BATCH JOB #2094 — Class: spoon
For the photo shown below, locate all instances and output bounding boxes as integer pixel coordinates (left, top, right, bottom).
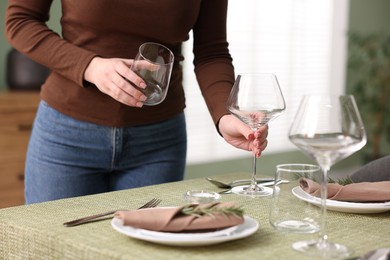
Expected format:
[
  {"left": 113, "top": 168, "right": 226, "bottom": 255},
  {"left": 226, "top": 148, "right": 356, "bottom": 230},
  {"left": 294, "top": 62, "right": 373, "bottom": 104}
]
[
  {"left": 218, "top": 179, "right": 290, "bottom": 194},
  {"left": 206, "top": 177, "right": 274, "bottom": 189}
]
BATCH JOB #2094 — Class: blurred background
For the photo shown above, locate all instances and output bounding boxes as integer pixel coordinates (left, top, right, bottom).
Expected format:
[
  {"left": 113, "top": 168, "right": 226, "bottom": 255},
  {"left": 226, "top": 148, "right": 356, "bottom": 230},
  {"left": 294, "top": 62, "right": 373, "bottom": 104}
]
[{"left": 0, "top": 0, "right": 389, "bottom": 183}]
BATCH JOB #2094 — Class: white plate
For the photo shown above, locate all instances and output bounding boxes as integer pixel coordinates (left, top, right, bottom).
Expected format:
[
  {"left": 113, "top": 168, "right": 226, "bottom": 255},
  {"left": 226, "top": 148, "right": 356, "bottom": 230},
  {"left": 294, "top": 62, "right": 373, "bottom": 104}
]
[
  {"left": 139, "top": 224, "right": 238, "bottom": 239},
  {"left": 292, "top": 186, "right": 390, "bottom": 214},
  {"left": 111, "top": 215, "right": 259, "bottom": 246}
]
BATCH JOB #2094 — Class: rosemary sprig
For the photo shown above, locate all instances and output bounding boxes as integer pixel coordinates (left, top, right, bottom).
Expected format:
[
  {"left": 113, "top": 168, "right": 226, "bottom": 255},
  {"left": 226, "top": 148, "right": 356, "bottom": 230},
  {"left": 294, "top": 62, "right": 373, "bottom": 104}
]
[
  {"left": 181, "top": 204, "right": 244, "bottom": 219},
  {"left": 328, "top": 176, "right": 354, "bottom": 185},
  {"left": 294, "top": 173, "right": 354, "bottom": 186}
]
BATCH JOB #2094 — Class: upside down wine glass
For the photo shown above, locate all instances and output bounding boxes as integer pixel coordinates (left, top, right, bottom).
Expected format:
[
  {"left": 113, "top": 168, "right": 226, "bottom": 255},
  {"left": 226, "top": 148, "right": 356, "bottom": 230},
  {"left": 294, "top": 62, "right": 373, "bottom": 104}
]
[
  {"left": 288, "top": 95, "right": 366, "bottom": 258},
  {"left": 227, "top": 73, "right": 286, "bottom": 197}
]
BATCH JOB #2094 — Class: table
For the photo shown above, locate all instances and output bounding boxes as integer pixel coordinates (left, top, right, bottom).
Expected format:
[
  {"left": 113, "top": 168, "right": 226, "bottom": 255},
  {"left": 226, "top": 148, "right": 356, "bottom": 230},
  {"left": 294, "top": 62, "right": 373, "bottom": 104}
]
[{"left": 1, "top": 172, "right": 389, "bottom": 259}]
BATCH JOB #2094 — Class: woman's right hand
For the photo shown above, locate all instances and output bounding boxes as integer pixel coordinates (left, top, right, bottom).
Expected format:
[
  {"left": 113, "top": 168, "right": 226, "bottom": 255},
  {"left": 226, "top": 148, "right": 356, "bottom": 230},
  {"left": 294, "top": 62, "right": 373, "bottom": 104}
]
[
  {"left": 84, "top": 57, "right": 147, "bottom": 107},
  {"left": 218, "top": 114, "right": 269, "bottom": 158}
]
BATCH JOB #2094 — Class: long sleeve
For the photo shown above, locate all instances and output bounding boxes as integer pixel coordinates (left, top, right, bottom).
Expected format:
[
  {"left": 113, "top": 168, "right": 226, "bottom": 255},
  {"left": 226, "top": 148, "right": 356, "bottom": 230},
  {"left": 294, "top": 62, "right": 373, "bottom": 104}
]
[
  {"left": 4, "top": 0, "right": 231, "bottom": 128},
  {"left": 193, "top": 0, "right": 235, "bottom": 125}
]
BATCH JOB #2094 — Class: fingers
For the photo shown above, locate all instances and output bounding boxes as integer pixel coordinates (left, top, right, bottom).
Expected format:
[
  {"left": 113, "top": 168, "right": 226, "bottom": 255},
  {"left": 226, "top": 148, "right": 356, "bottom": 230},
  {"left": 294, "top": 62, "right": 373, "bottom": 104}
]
[
  {"left": 108, "top": 75, "right": 147, "bottom": 107},
  {"left": 84, "top": 57, "right": 150, "bottom": 107},
  {"left": 252, "top": 125, "right": 269, "bottom": 157},
  {"left": 114, "top": 60, "right": 147, "bottom": 89},
  {"left": 253, "top": 139, "right": 268, "bottom": 158},
  {"left": 117, "top": 58, "right": 159, "bottom": 71},
  {"left": 121, "top": 59, "right": 134, "bottom": 67},
  {"left": 217, "top": 114, "right": 269, "bottom": 158},
  {"left": 254, "top": 125, "right": 269, "bottom": 139},
  {"left": 132, "top": 60, "right": 160, "bottom": 71},
  {"left": 102, "top": 63, "right": 147, "bottom": 107}
]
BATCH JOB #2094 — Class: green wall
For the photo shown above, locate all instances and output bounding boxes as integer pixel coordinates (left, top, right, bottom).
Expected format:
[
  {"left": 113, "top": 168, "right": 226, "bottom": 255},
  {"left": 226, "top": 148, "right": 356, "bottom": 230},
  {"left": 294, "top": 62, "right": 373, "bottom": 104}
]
[
  {"left": 347, "top": 0, "right": 390, "bottom": 158},
  {"left": 348, "top": 0, "right": 390, "bottom": 34}
]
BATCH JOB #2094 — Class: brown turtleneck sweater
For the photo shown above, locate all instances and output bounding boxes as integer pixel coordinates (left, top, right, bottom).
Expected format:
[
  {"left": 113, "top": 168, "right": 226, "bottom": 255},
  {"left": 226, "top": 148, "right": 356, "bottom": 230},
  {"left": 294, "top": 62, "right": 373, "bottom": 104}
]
[{"left": 5, "top": 0, "right": 235, "bottom": 127}]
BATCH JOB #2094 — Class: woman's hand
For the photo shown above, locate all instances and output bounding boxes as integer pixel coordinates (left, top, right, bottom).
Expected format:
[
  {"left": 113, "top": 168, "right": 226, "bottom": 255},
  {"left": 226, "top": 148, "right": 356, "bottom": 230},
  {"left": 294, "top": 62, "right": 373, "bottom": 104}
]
[
  {"left": 218, "top": 114, "right": 268, "bottom": 157},
  {"left": 84, "top": 57, "right": 147, "bottom": 107}
]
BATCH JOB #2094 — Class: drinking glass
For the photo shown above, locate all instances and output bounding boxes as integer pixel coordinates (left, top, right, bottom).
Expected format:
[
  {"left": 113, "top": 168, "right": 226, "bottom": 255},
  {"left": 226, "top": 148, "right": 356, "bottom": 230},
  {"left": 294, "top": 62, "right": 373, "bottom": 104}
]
[
  {"left": 288, "top": 95, "right": 366, "bottom": 258},
  {"left": 227, "top": 73, "right": 286, "bottom": 197},
  {"left": 269, "top": 164, "right": 321, "bottom": 234},
  {"left": 131, "top": 42, "right": 174, "bottom": 106}
]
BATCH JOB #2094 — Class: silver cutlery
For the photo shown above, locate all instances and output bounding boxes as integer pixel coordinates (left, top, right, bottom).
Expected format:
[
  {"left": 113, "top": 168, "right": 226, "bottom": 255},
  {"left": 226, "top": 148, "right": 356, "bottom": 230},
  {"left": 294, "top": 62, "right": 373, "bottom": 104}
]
[
  {"left": 218, "top": 180, "right": 290, "bottom": 194},
  {"left": 63, "top": 198, "right": 162, "bottom": 227},
  {"left": 206, "top": 177, "right": 275, "bottom": 189}
]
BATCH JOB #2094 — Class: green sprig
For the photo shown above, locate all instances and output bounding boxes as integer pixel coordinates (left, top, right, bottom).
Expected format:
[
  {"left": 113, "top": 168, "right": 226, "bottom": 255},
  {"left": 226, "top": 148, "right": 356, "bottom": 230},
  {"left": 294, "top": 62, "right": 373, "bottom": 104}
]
[
  {"left": 181, "top": 204, "right": 244, "bottom": 219},
  {"left": 328, "top": 176, "right": 354, "bottom": 186},
  {"left": 294, "top": 173, "right": 354, "bottom": 186}
]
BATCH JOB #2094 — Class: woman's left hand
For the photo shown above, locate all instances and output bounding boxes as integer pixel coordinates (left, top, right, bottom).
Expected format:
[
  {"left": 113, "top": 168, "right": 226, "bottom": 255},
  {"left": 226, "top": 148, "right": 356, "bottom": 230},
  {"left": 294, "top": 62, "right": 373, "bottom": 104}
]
[{"left": 218, "top": 114, "right": 268, "bottom": 157}]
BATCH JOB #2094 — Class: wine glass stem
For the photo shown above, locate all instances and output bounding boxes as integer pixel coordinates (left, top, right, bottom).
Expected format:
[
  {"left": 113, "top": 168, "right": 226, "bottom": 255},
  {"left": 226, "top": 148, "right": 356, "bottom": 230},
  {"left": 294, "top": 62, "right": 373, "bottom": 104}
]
[
  {"left": 249, "top": 128, "right": 263, "bottom": 192},
  {"left": 249, "top": 152, "right": 263, "bottom": 191},
  {"left": 250, "top": 153, "right": 258, "bottom": 189},
  {"left": 318, "top": 166, "right": 329, "bottom": 245}
]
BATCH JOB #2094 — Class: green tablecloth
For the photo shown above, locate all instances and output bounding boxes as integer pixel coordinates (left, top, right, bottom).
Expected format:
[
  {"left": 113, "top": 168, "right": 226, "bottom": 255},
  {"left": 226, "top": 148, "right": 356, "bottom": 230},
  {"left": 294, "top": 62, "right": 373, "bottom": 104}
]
[{"left": 1, "top": 172, "right": 389, "bottom": 260}]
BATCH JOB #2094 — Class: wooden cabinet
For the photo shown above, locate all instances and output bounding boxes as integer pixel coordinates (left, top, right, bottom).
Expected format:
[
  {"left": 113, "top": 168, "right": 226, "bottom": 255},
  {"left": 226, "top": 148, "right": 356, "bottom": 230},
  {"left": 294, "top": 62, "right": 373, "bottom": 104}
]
[{"left": 0, "top": 91, "right": 40, "bottom": 208}]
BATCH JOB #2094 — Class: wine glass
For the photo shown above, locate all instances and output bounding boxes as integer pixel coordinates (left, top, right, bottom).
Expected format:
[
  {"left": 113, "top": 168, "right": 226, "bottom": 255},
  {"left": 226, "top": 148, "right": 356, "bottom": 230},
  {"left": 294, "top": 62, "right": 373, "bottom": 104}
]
[
  {"left": 227, "top": 73, "right": 286, "bottom": 197},
  {"left": 131, "top": 42, "right": 174, "bottom": 106},
  {"left": 288, "top": 95, "right": 366, "bottom": 258}
]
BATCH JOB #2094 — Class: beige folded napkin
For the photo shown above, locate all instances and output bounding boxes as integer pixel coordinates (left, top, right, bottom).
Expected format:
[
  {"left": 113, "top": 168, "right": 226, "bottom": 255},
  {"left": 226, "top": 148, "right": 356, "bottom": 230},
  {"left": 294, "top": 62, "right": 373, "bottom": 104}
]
[
  {"left": 114, "top": 202, "right": 244, "bottom": 232},
  {"left": 299, "top": 178, "right": 390, "bottom": 202}
]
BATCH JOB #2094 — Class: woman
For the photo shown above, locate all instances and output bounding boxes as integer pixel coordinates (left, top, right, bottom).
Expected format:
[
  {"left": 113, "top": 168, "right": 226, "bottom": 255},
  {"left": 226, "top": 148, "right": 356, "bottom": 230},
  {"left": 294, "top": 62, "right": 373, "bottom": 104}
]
[{"left": 5, "top": 0, "right": 268, "bottom": 204}]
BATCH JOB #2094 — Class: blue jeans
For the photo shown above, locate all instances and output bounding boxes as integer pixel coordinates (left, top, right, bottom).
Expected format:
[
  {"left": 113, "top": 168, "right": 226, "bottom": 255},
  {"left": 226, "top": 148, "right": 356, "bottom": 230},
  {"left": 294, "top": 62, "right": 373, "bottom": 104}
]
[{"left": 25, "top": 101, "right": 187, "bottom": 204}]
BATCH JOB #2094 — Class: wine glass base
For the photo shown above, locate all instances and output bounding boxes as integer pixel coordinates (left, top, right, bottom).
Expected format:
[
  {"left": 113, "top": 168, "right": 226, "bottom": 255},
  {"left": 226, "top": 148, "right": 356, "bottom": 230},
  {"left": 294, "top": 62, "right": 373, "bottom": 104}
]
[
  {"left": 292, "top": 239, "right": 354, "bottom": 259},
  {"left": 231, "top": 185, "right": 274, "bottom": 197},
  {"left": 272, "top": 220, "right": 320, "bottom": 234}
]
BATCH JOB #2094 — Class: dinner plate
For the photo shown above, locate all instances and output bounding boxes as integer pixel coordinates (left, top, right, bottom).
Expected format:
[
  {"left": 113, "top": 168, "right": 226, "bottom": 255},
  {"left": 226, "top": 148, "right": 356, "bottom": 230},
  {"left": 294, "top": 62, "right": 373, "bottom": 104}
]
[
  {"left": 111, "top": 215, "right": 259, "bottom": 246},
  {"left": 292, "top": 186, "right": 390, "bottom": 214},
  {"left": 139, "top": 224, "right": 238, "bottom": 239}
]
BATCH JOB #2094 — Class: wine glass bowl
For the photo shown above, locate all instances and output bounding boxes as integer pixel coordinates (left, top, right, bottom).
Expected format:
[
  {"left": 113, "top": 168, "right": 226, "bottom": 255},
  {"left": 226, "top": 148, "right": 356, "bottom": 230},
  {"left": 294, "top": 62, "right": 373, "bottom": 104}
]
[
  {"left": 289, "top": 95, "right": 366, "bottom": 170},
  {"left": 288, "top": 95, "right": 366, "bottom": 258},
  {"left": 227, "top": 73, "right": 286, "bottom": 197}
]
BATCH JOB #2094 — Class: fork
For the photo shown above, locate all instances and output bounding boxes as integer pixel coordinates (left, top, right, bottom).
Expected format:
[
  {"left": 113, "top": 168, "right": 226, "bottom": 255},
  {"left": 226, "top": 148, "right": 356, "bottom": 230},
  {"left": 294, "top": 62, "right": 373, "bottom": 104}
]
[
  {"left": 206, "top": 177, "right": 275, "bottom": 189},
  {"left": 63, "top": 198, "right": 162, "bottom": 227}
]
